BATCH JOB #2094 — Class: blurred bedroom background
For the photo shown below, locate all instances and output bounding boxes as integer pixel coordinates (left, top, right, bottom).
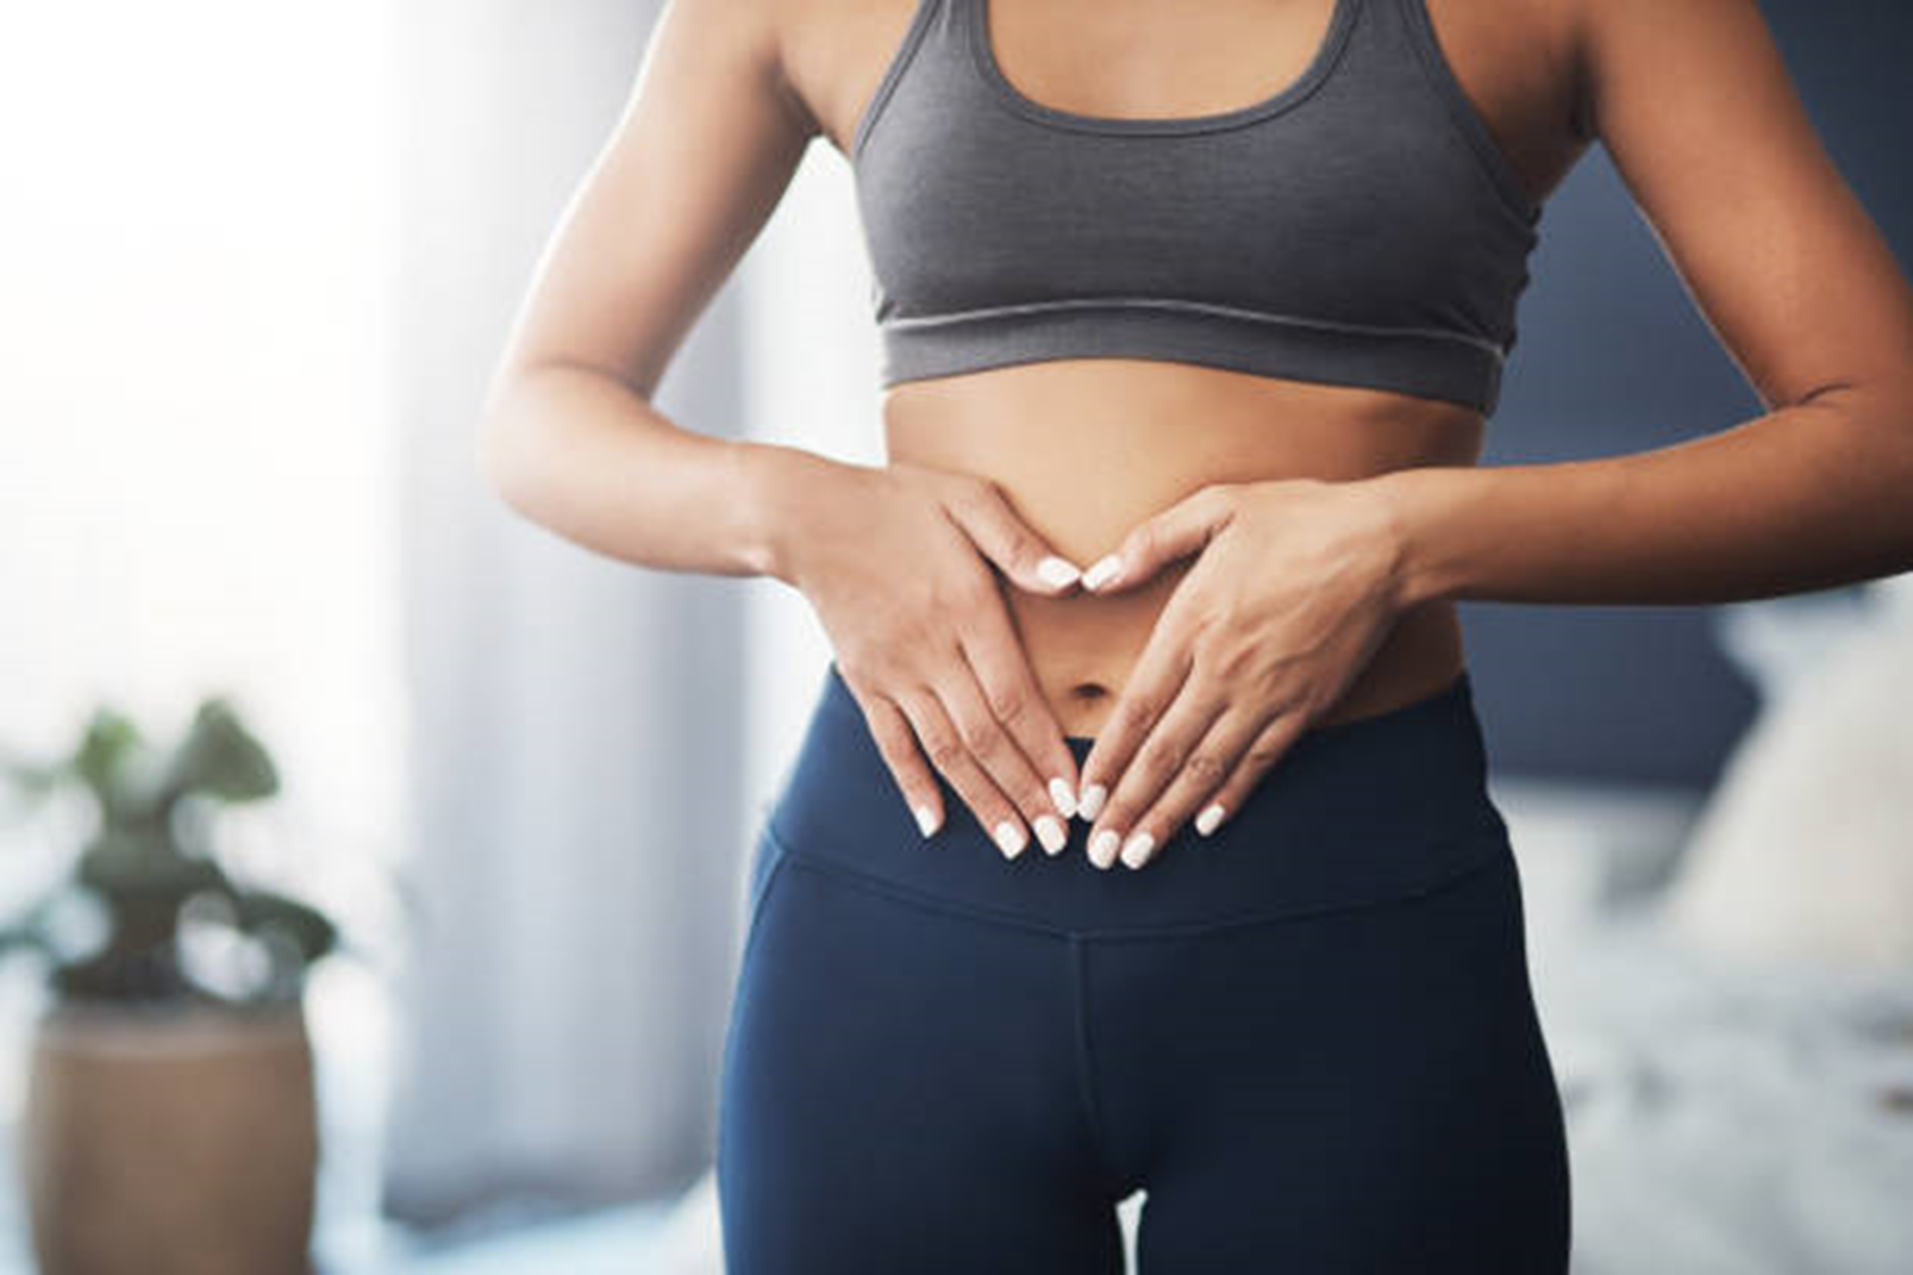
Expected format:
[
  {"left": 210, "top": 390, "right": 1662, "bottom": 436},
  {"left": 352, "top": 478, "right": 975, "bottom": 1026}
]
[{"left": 1, "top": 1, "right": 1908, "bottom": 1272}]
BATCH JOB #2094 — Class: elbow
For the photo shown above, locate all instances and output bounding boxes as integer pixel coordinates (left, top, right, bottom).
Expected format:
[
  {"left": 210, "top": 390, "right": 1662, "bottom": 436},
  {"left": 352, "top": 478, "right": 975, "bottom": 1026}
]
[
  {"left": 1838, "top": 376, "right": 1913, "bottom": 573},
  {"left": 475, "top": 411, "right": 517, "bottom": 507},
  {"left": 1782, "top": 375, "right": 1913, "bottom": 577},
  {"left": 1870, "top": 379, "right": 1913, "bottom": 561},
  {"left": 476, "top": 367, "right": 534, "bottom": 511}
]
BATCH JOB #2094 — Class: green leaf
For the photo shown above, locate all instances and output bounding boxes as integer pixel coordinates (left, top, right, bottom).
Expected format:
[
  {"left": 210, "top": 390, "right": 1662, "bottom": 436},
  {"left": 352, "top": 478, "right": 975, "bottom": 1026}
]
[
  {"left": 77, "top": 830, "right": 227, "bottom": 899},
  {"left": 73, "top": 708, "right": 144, "bottom": 802},
  {"left": 160, "top": 697, "right": 278, "bottom": 805},
  {"left": 233, "top": 887, "right": 338, "bottom": 963}
]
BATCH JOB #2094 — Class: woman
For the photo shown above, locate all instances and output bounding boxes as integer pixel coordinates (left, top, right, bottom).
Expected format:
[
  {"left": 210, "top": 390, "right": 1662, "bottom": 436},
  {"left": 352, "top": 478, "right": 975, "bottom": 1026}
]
[{"left": 479, "top": 0, "right": 1913, "bottom": 1268}]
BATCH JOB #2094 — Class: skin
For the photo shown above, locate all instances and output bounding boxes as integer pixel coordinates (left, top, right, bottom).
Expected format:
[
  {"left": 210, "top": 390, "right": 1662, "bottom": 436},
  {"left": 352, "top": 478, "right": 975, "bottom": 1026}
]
[{"left": 479, "top": 0, "right": 1913, "bottom": 871}]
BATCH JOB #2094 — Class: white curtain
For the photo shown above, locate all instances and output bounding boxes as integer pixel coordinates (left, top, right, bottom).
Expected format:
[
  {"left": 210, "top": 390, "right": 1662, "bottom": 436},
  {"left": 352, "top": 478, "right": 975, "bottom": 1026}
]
[{"left": 380, "top": 0, "right": 757, "bottom": 1224}]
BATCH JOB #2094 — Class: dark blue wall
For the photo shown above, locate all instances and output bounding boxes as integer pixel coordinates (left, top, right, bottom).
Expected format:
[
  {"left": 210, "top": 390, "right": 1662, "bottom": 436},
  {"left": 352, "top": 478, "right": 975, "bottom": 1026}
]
[{"left": 1468, "top": 0, "right": 1912, "bottom": 788}]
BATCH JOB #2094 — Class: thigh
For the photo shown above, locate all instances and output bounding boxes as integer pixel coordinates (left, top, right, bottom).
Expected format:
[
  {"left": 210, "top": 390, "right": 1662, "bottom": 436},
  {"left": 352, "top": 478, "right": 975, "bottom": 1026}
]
[
  {"left": 1116, "top": 845, "right": 1572, "bottom": 1274},
  {"left": 716, "top": 832, "right": 1126, "bottom": 1275}
]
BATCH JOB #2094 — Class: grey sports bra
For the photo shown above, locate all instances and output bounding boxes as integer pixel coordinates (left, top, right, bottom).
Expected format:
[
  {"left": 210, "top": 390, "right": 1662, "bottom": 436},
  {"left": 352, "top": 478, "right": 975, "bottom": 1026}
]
[{"left": 850, "top": 0, "right": 1545, "bottom": 417}]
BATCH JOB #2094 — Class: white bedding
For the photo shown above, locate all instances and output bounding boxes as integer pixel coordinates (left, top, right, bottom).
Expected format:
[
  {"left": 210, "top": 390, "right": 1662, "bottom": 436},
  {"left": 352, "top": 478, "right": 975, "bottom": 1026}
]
[
  {"left": 1504, "top": 775, "right": 1913, "bottom": 1275},
  {"left": 1534, "top": 909, "right": 1913, "bottom": 1275}
]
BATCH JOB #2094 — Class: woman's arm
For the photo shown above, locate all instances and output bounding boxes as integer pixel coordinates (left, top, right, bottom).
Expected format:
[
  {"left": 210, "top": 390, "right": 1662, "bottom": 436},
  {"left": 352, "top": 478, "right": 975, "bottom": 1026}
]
[
  {"left": 477, "top": 0, "right": 816, "bottom": 577},
  {"left": 1377, "top": 0, "right": 1913, "bottom": 608},
  {"left": 1063, "top": 0, "right": 1913, "bottom": 868},
  {"left": 477, "top": 0, "right": 1093, "bottom": 854},
  {"left": 485, "top": 365, "right": 800, "bottom": 579}
]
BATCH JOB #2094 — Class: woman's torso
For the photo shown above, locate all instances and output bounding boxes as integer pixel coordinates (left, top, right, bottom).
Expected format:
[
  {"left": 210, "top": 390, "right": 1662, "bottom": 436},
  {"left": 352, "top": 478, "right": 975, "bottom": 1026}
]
[{"left": 778, "top": 0, "right": 1593, "bottom": 737}]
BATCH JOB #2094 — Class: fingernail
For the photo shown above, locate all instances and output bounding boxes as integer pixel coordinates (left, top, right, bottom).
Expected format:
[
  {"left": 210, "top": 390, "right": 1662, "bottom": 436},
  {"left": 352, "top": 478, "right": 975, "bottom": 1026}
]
[
  {"left": 914, "top": 804, "right": 941, "bottom": 838},
  {"left": 1082, "top": 554, "right": 1124, "bottom": 590},
  {"left": 1036, "top": 555, "right": 1082, "bottom": 589},
  {"left": 994, "top": 819, "right": 1029, "bottom": 859},
  {"left": 1034, "top": 814, "right": 1067, "bottom": 855},
  {"left": 1088, "top": 829, "right": 1121, "bottom": 870},
  {"left": 1048, "top": 776, "right": 1078, "bottom": 819},
  {"left": 1194, "top": 803, "right": 1226, "bottom": 837},
  {"left": 1120, "top": 830, "right": 1156, "bottom": 869},
  {"left": 1078, "top": 783, "right": 1108, "bottom": 822}
]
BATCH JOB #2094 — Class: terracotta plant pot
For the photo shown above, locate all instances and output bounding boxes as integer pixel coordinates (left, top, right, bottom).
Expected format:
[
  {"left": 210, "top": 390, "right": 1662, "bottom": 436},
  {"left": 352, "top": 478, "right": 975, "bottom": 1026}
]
[{"left": 18, "top": 999, "right": 319, "bottom": 1275}]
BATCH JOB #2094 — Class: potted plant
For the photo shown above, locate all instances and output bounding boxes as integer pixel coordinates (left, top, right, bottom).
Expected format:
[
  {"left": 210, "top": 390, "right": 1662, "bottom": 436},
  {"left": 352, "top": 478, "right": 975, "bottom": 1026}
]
[{"left": 1, "top": 696, "right": 341, "bottom": 1275}]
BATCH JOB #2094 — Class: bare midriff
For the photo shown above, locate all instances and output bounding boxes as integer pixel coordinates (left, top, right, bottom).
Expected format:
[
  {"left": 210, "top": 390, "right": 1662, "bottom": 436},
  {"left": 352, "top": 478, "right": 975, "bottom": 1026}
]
[{"left": 883, "top": 357, "right": 1486, "bottom": 739}]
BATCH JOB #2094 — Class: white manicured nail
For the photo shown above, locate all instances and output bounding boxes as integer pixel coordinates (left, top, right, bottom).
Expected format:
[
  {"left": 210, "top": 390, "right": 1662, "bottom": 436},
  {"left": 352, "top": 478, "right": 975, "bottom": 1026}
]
[
  {"left": 1034, "top": 814, "right": 1067, "bottom": 855},
  {"left": 994, "top": 819, "right": 1028, "bottom": 859},
  {"left": 1078, "top": 783, "right": 1108, "bottom": 822},
  {"left": 1120, "top": 831, "right": 1156, "bottom": 869},
  {"left": 1088, "top": 829, "right": 1121, "bottom": 869},
  {"left": 1036, "top": 555, "right": 1082, "bottom": 589},
  {"left": 1082, "top": 554, "right": 1124, "bottom": 590},
  {"left": 1195, "top": 803, "right": 1226, "bottom": 837},
  {"left": 1048, "top": 776, "right": 1078, "bottom": 819},
  {"left": 914, "top": 804, "right": 940, "bottom": 838}
]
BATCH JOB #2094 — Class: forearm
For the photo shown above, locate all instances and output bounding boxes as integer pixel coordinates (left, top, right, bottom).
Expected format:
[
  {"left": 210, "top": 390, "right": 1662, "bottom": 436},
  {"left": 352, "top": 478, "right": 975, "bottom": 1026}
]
[
  {"left": 1374, "top": 385, "right": 1913, "bottom": 607},
  {"left": 478, "top": 361, "right": 833, "bottom": 580}
]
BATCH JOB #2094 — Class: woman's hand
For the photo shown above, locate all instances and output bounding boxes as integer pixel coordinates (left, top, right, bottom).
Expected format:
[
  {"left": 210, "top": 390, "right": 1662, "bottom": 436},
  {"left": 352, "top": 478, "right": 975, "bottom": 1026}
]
[
  {"left": 771, "top": 454, "right": 1086, "bottom": 859},
  {"left": 1071, "top": 477, "right": 1410, "bottom": 870}
]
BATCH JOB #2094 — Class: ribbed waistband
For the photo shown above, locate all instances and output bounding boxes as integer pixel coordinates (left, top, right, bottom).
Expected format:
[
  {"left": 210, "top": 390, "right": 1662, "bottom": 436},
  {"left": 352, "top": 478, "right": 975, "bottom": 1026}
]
[
  {"left": 879, "top": 302, "right": 1506, "bottom": 417},
  {"left": 762, "top": 661, "right": 1512, "bottom": 936}
]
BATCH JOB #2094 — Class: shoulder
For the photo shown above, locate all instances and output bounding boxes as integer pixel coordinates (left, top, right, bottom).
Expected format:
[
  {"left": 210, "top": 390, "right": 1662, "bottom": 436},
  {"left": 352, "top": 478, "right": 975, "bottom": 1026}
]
[
  {"left": 657, "top": 0, "right": 824, "bottom": 139},
  {"left": 1564, "top": 0, "right": 1795, "bottom": 144}
]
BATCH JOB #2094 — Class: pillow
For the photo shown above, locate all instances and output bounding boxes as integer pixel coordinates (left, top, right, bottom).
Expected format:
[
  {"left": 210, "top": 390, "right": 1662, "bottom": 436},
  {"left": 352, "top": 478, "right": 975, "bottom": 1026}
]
[{"left": 1659, "top": 608, "right": 1913, "bottom": 971}]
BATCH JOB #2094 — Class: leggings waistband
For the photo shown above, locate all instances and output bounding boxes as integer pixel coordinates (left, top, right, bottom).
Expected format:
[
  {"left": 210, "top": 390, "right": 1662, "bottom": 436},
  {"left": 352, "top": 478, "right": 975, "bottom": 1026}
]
[{"left": 762, "top": 661, "right": 1512, "bottom": 936}]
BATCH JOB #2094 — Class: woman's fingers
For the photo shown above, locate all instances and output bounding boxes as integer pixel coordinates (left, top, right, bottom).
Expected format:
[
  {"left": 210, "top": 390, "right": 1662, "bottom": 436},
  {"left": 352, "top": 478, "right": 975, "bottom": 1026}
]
[
  {"left": 1082, "top": 680, "right": 1228, "bottom": 871},
  {"left": 939, "top": 476, "right": 1083, "bottom": 596},
  {"left": 956, "top": 596, "right": 1081, "bottom": 834},
  {"left": 843, "top": 662, "right": 1043, "bottom": 856},
  {"left": 932, "top": 660, "right": 1072, "bottom": 858},
  {"left": 1076, "top": 630, "right": 1201, "bottom": 868},
  {"left": 895, "top": 688, "right": 1037, "bottom": 860},
  {"left": 1115, "top": 707, "right": 1268, "bottom": 860},
  {"left": 1080, "top": 482, "right": 1237, "bottom": 594},
  {"left": 1185, "top": 710, "right": 1315, "bottom": 839},
  {"left": 848, "top": 681, "right": 948, "bottom": 839}
]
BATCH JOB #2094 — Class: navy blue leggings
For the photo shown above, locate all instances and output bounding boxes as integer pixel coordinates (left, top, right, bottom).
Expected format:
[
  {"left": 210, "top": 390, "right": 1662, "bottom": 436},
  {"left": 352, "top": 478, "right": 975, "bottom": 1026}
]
[{"left": 717, "top": 662, "right": 1572, "bottom": 1272}]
